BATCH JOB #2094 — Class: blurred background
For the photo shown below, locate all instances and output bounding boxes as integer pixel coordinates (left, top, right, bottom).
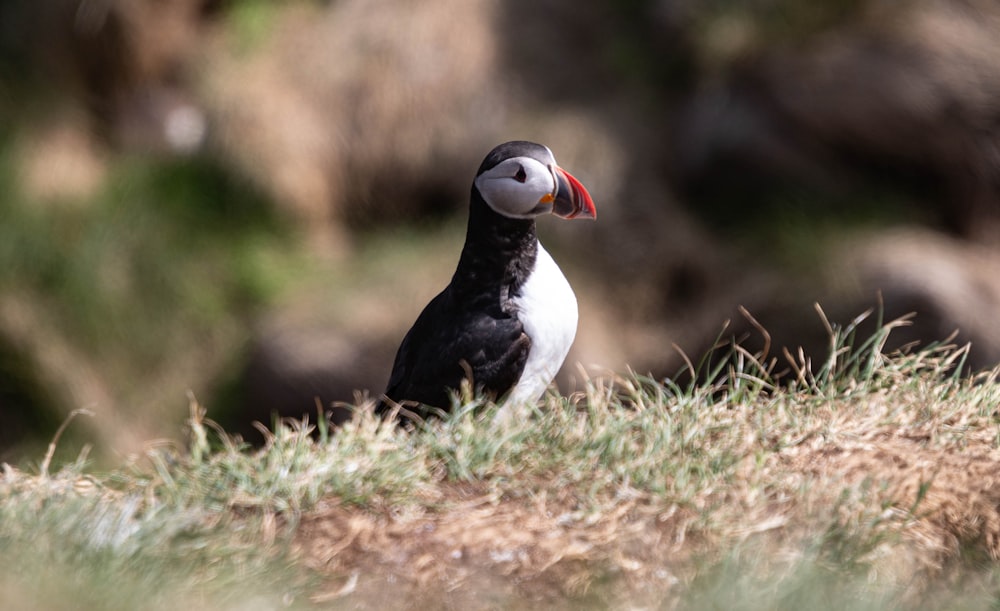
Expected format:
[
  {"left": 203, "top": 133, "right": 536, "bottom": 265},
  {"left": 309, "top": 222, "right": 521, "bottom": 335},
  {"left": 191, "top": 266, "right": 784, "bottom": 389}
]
[{"left": 2, "top": 0, "right": 999, "bottom": 461}]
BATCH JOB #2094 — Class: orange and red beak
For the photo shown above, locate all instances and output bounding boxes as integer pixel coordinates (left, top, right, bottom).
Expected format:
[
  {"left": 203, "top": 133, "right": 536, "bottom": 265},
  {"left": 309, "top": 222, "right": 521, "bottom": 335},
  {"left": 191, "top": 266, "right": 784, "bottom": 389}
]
[{"left": 550, "top": 166, "right": 596, "bottom": 220}]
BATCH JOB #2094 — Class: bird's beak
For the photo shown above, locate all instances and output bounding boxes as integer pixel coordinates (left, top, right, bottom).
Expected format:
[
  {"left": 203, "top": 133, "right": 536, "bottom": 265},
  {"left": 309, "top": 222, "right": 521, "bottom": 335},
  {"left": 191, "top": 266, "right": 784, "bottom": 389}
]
[{"left": 548, "top": 166, "right": 596, "bottom": 220}]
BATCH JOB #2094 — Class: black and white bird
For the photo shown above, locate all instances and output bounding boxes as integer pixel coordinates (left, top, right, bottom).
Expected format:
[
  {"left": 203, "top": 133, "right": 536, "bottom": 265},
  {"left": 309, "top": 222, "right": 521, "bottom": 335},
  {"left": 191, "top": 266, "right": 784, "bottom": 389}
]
[{"left": 378, "top": 141, "right": 596, "bottom": 418}]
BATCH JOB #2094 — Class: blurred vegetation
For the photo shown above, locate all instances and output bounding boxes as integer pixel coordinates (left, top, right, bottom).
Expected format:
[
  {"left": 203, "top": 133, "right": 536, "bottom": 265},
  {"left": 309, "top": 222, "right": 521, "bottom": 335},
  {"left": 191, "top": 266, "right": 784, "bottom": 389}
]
[
  {"left": 698, "top": 0, "right": 868, "bottom": 41},
  {"left": 0, "top": 152, "right": 285, "bottom": 341},
  {"left": 0, "top": 121, "right": 301, "bottom": 456},
  {"left": 226, "top": 0, "right": 287, "bottom": 52},
  {"left": 690, "top": 180, "right": 928, "bottom": 271}
]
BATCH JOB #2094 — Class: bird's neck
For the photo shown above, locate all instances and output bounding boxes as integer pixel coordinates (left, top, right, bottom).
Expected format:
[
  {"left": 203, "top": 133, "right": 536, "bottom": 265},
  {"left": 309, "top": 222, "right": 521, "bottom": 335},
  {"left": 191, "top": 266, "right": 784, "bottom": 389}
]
[{"left": 452, "top": 189, "right": 538, "bottom": 297}]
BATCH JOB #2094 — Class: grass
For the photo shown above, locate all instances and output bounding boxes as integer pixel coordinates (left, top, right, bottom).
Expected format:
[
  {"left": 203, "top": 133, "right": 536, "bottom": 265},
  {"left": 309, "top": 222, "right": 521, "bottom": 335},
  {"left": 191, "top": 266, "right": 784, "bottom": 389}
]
[{"left": 3, "top": 312, "right": 1000, "bottom": 608}]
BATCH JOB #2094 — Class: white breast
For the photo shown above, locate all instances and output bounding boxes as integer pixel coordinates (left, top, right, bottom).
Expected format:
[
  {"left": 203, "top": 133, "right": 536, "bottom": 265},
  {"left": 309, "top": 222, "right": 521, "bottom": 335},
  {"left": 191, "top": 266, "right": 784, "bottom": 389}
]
[{"left": 505, "top": 243, "right": 578, "bottom": 406}]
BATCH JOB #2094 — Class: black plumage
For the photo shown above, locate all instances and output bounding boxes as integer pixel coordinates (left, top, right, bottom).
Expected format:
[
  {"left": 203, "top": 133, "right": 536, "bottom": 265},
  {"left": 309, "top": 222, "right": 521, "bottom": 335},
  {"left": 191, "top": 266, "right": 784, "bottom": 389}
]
[
  {"left": 377, "top": 141, "right": 594, "bottom": 417},
  {"left": 380, "top": 181, "right": 535, "bottom": 412}
]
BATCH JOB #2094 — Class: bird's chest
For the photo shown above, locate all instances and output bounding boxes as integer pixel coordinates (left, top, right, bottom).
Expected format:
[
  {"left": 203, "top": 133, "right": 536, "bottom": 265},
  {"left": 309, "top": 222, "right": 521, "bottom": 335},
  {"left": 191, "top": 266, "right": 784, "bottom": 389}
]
[{"left": 508, "top": 244, "right": 578, "bottom": 402}]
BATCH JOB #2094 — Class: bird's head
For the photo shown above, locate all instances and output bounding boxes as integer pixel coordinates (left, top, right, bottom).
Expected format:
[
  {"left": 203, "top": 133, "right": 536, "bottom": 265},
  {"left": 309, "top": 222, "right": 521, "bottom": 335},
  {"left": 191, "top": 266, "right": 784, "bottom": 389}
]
[{"left": 473, "top": 141, "right": 596, "bottom": 221}]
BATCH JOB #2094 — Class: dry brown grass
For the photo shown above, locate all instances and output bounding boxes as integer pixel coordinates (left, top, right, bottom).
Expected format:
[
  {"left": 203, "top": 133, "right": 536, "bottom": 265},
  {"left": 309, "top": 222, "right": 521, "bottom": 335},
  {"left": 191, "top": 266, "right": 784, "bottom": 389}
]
[
  {"left": 290, "top": 336, "right": 1000, "bottom": 608},
  {"left": 776, "top": 416, "right": 1000, "bottom": 568},
  {"left": 296, "top": 481, "right": 703, "bottom": 608},
  {"left": 293, "top": 427, "right": 1000, "bottom": 608}
]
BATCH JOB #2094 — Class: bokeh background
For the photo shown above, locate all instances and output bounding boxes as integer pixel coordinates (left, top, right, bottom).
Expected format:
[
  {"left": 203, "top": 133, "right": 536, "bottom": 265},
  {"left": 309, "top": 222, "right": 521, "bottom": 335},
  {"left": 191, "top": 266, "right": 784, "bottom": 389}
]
[{"left": 2, "top": 0, "right": 999, "bottom": 461}]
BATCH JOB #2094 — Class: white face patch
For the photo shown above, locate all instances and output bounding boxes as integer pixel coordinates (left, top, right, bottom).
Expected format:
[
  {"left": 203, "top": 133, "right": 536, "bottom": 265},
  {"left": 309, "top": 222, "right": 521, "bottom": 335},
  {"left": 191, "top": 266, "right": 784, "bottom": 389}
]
[{"left": 474, "top": 156, "right": 558, "bottom": 219}]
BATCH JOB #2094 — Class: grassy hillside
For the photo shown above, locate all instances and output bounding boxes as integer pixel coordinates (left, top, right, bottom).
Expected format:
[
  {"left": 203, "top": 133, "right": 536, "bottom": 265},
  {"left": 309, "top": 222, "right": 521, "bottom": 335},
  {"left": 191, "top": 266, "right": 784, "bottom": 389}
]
[{"left": 3, "top": 314, "right": 1000, "bottom": 609}]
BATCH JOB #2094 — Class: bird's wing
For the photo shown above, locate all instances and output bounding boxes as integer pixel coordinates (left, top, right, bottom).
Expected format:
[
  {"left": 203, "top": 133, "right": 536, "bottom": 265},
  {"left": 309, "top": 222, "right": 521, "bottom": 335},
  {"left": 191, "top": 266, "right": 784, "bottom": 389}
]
[{"left": 381, "top": 290, "right": 530, "bottom": 412}]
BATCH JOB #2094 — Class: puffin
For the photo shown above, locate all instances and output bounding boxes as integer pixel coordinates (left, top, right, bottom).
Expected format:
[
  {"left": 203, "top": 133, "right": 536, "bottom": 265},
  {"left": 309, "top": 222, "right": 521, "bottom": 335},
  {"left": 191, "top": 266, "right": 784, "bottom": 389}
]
[{"left": 377, "top": 141, "right": 596, "bottom": 419}]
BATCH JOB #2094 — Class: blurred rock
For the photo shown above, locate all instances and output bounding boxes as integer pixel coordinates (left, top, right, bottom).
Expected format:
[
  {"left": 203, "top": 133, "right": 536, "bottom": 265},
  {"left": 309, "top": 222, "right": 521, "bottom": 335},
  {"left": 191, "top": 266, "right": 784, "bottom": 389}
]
[
  {"left": 232, "top": 317, "right": 392, "bottom": 443},
  {"left": 844, "top": 228, "right": 1000, "bottom": 369},
  {"left": 668, "top": 228, "right": 1000, "bottom": 382},
  {"left": 204, "top": 0, "right": 504, "bottom": 252},
  {"left": 672, "top": 0, "right": 1000, "bottom": 238},
  {"left": 645, "top": 0, "right": 1000, "bottom": 380},
  {"left": 22, "top": 0, "right": 211, "bottom": 152}
]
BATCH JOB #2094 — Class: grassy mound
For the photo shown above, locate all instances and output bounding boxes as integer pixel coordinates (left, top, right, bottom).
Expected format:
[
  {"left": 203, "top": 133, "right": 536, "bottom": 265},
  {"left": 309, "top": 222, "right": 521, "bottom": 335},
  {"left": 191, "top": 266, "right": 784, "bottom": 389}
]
[{"left": 3, "top": 314, "right": 1000, "bottom": 609}]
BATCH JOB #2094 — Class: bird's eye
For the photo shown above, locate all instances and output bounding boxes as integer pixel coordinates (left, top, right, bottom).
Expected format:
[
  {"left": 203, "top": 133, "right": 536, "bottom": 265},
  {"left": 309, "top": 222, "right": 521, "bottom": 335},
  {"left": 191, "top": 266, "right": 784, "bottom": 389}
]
[{"left": 514, "top": 165, "right": 527, "bottom": 183}]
